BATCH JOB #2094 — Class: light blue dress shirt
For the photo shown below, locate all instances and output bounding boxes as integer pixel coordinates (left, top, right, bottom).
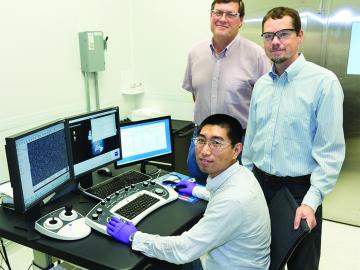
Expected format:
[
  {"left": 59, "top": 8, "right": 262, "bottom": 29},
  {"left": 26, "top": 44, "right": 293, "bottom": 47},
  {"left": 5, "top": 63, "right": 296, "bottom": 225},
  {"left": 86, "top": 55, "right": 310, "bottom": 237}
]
[
  {"left": 132, "top": 163, "right": 270, "bottom": 270},
  {"left": 242, "top": 54, "right": 346, "bottom": 211}
]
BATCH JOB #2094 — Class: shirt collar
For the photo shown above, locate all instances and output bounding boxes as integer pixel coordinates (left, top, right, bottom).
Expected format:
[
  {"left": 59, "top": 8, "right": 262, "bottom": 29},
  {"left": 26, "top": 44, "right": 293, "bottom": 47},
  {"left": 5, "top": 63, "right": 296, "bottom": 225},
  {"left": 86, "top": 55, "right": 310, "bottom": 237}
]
[
  {"left": 206, "top": 162, "right": 240, "bottom": 193},
  {"left": 209, "top": 35, "right": 239, "bottom": 58},
  {"left": 268, "top": 53, "right": 305, "bottom": 81}
]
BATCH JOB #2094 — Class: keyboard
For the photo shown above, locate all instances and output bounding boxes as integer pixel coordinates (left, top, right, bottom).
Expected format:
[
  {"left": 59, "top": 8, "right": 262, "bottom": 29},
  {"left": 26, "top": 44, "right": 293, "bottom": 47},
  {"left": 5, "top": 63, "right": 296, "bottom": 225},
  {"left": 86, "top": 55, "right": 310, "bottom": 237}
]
[
  {"left": 83, "top": 170, "right": 152, "bottom": 200},
  {"left": 85, "top": 181, "right": 178, "bottom": 235},
  {"left": 114, "top": 193, "right": 160, "bottom": 220}
]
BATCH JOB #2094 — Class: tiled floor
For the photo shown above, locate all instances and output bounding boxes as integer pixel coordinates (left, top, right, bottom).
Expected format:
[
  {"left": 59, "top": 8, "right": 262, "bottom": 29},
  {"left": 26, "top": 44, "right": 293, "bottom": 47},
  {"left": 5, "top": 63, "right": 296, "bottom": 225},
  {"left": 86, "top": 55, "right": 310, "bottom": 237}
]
[{"left": 1, "top": 220, "right": 360, "bottom": 269}]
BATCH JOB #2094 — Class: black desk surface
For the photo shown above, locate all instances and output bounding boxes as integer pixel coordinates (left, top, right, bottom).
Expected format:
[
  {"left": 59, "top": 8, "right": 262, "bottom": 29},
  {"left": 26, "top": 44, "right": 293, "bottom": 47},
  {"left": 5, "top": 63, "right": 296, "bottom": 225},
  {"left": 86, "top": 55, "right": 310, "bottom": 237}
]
[{"left": 0, "top": 166, "right": 207, "bottom": 270}]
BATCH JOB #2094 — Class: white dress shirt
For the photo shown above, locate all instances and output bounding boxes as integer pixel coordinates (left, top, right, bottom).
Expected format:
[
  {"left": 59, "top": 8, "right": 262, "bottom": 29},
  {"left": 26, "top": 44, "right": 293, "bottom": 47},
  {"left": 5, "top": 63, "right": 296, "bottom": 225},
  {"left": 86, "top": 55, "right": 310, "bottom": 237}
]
[{"left": 132, "top": 163, "right": 270, "bottom": 270}]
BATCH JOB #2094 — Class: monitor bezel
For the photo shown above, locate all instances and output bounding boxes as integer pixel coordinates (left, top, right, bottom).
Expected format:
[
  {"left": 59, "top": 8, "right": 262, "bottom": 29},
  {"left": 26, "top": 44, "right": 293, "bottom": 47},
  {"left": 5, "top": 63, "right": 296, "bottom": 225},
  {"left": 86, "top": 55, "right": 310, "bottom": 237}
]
[
  {"left": 65, "top": 106, "right": 122, "bottom": 179},
  {"left": 114, "top": 115, "right": 173, "bottom": 169},
  {"left": 5, "top": 119, "right": 73, "bottom": 213}
]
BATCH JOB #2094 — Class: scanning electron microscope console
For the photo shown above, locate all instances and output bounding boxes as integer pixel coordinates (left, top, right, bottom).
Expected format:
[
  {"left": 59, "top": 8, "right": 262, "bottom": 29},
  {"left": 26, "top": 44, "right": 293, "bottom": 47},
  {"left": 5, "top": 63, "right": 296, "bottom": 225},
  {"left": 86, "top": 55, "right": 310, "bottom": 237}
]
[{"left": 85, "top": 178, "right": 178, "bottom": 235}]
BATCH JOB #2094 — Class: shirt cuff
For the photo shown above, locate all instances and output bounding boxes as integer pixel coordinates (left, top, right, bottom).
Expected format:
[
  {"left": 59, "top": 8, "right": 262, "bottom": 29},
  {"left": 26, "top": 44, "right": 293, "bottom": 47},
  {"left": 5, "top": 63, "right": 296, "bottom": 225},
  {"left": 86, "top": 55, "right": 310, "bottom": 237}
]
[
  {"left": 192, "top": 186, "right": 210, "bottom": 201},
  {"left": 132, "top": 231, "right": 157, "bottom": 251},
  {"left": 302, "top": 191, "right": 321, "bottom": 212}
]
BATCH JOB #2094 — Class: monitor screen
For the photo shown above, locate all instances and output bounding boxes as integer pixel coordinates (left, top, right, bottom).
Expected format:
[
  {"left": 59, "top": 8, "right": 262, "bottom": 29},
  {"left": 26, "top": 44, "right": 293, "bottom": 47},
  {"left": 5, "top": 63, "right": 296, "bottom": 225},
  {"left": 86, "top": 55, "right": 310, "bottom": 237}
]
[
  {"left": 5, "top": 120, "right": 72, "bottom": 213},
  {"left": 115, "top": 116, "right": 173, "bottom": 168},
  {"left": 66, "top": 107, "right": 121, "bottom": 177}
]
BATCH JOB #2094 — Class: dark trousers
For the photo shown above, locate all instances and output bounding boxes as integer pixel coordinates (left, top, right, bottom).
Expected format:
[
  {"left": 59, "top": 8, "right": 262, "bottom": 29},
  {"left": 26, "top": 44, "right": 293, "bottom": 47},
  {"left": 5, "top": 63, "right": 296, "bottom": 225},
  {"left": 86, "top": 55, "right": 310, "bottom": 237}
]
[{"left": 252, "top": 168, "right": 322, "bottom": 270}]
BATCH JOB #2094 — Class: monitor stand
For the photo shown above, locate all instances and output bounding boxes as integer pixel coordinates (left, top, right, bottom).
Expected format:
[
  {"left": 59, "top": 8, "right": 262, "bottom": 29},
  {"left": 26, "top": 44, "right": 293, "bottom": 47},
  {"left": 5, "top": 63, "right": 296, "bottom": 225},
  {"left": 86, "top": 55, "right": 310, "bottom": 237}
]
[
  {"left": 140, "top": 161, "right": 159, "bottom": 175},
  {"left": 13, "top": 203, "right": 43, "bottom": 241},
  {"left": 78, "top": 173, "right": 93, "bottom": 189}
]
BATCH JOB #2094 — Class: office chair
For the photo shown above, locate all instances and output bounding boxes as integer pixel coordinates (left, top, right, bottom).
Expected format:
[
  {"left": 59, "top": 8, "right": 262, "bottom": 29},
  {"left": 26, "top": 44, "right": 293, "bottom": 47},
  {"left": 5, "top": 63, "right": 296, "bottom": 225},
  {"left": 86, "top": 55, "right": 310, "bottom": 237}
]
[{"left": 269, "top": 187, "right": 310, "bottom": 270}]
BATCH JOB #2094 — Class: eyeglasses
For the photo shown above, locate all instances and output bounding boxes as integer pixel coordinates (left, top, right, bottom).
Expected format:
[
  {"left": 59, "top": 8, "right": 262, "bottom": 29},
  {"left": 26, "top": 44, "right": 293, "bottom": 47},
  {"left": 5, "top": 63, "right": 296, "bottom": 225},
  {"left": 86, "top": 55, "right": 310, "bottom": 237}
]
[
  {"left": 261, "top": 29, "right": 297, "bottom": 42},
  {"left": 211, "top": 9, "right": 240, "bottom": 20},
  {"left": 193, "top": 137, "right": 231, "bottom": 151}
]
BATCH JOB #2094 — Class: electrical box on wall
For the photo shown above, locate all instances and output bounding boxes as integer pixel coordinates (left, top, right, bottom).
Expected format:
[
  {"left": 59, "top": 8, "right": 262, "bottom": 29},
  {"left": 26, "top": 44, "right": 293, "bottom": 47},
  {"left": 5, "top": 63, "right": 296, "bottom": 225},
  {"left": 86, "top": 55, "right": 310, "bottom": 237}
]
[{"left": 78, "top": 31, "right": 106, "bottom": 72}]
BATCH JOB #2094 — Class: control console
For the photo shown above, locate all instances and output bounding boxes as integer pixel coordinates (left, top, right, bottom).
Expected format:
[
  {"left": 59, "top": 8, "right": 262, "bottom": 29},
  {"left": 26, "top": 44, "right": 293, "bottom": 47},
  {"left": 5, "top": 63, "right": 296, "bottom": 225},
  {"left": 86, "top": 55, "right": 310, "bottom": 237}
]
[
  {"left": 85, "top": 180, "right": 178, "bottom": 235},
  {"left": 35, "top": 205, "right": 91, "bottom": 240}
]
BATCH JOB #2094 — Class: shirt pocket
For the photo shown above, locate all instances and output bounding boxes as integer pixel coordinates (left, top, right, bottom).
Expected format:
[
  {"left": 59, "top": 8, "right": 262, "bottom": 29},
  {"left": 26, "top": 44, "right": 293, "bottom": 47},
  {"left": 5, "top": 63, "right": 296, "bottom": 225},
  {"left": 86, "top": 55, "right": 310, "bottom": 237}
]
[
  {"left": 224, "top": 80, "right": 252, "bottom": 106},
  {"left": 282, "top": 114, "right": 311, "bottom": 142}
]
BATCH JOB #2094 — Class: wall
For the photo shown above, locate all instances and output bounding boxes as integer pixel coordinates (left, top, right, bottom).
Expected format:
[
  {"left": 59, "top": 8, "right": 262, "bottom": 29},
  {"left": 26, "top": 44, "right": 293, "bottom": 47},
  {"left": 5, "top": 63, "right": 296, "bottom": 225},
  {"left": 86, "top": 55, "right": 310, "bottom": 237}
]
[
  {"left": 131, "top": 0, "right": 211, "bottom": 120},
  {"left": 0, "top": 0, "right": 135, "bottom": 182}
]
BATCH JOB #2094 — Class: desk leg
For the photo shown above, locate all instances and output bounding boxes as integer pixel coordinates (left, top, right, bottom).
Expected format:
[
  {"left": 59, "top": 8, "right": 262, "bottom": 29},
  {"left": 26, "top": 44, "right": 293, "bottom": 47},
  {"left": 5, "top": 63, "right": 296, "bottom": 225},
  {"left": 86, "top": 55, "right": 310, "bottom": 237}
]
[{"left": 32, "top": 250, "right": 53, "bottom": 269}]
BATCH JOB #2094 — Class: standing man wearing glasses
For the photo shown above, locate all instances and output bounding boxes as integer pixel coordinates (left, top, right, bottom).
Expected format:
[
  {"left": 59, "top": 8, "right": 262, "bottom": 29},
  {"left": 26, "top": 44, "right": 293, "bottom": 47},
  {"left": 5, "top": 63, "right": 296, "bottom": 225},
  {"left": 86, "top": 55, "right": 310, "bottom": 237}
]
[
  {"left": 107, "top": 114, "right": 270, "bottom": 270},
  {"left": 242, "top": 7, "right": 345, "bottom": 270},
  {"left": 182, "top": 0, "right": 270, "bottom": 180}
]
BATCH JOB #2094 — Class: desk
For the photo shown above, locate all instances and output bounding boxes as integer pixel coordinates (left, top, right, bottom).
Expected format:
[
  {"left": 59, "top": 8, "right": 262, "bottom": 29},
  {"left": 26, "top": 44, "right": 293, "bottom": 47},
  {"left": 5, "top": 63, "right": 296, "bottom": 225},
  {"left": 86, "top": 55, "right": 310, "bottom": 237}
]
[{"left": 0, "top": 167, "right": 207, "bottom": 270}]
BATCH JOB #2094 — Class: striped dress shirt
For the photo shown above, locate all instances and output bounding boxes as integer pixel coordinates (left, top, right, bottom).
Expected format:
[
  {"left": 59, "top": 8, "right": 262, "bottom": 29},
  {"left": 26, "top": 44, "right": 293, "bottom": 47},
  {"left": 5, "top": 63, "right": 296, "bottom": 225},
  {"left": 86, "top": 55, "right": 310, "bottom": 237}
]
[{"left": 242, "top": 54, "right": 345, "bottom": 211}]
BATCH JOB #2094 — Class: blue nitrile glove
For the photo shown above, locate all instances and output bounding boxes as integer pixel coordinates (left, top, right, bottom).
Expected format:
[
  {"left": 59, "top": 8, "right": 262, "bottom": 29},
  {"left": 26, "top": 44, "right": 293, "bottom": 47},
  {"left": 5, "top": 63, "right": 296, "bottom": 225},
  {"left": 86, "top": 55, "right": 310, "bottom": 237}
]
[
  {"left": 175, "top": 181, "right": 196, "bottom": 196},
  {"left": 106, "top": 216, "right": 137, "bottom": 245}
]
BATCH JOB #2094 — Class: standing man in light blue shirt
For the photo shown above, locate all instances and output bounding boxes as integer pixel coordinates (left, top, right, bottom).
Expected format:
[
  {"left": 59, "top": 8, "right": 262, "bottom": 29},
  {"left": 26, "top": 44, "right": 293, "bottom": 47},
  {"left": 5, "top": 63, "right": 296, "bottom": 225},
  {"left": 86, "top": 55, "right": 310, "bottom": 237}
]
[
  {"left": 107, "top": 114, "right": 270, "bottom": 270},
  {"left": 242, "top": 7, "right": 345, "bottom": 270},
  {"left": 182, "top": 0, "right": 270, "bottom": 180}
]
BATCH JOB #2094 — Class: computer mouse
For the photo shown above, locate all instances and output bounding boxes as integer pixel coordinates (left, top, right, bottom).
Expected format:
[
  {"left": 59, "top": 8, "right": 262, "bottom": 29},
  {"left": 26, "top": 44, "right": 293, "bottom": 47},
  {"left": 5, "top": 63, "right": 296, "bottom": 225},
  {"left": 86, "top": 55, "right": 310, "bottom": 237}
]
[
  {"left": 162, "top": 180, "right": 179, "bottom": 185},
  {"left": 97, "top": 167, "right": 112, "bottom": 177},
  {"left": 174, "top": 184, "right": 187, "bottom": 193}
]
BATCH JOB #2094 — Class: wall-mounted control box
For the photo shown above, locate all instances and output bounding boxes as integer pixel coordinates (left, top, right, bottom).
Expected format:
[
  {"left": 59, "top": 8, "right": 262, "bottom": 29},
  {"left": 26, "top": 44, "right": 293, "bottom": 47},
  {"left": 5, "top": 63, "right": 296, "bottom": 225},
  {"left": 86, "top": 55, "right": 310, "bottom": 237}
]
[{"left": 78, "top": 31, "right": 105, "bottom": 72}]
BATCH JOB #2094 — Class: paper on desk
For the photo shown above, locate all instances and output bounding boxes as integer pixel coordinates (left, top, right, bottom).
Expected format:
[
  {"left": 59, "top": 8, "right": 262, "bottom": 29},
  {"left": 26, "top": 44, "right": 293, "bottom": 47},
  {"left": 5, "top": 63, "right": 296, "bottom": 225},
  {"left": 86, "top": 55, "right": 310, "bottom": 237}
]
[{"left": 0, "top": 181, "right": 13, "bottom": 198}]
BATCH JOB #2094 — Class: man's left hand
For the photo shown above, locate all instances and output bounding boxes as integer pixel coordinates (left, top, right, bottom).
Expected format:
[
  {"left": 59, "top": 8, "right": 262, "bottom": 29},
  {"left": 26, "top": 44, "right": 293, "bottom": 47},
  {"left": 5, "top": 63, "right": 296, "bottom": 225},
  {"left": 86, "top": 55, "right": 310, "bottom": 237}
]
[{"left": 294, "top": 204, "right": 317, "bottom": 230}]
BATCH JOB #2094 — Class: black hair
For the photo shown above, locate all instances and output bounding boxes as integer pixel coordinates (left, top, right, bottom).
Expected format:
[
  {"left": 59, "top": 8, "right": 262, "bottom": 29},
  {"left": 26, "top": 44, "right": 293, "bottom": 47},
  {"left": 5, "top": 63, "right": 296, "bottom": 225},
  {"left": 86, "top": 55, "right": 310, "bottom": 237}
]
[{"left": 197, "top": 114, "right": 244, "bottom": 146}]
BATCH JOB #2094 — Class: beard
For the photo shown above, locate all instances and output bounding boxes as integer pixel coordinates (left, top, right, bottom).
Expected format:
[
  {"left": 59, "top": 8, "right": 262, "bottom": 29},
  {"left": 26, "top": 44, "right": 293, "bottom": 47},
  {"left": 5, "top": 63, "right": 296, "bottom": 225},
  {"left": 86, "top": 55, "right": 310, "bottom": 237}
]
[{"left": 271, "top": 56, "right": 288, "bottom": 64}]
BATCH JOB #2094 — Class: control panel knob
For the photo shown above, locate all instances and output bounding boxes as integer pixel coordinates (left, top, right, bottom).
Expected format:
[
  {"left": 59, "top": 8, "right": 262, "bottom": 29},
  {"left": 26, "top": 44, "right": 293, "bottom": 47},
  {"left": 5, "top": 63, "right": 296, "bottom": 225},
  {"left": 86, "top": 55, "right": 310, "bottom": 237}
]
[
  {"left": 92, "top": 213, "right": 99, "bottom": 220},
  {"left": 154, "top": 188, "right": 164, "bottom": 195},
  {"left": 100, "top": 201, "right": 106, "bottom": 205},
  {"left": 96, "top": 208, "right": 103, "bottom": 214},
  {"left": 106, "top": 196, "right": 111, "bottom": 201},
  {"left": 150, "top": 180, "right": 156, "bottom": 185},
  {"left": 115, "top": 191, "right": 120, "bottom": 196},
  {"left": 143, "top": 181, "right": 149, "bottom": 187},
  {"left": 125, "top": 186, "right": 129, "bottom": 191},
  {"left": 131, "top": 184, "right": 135, "bottom": 189}
]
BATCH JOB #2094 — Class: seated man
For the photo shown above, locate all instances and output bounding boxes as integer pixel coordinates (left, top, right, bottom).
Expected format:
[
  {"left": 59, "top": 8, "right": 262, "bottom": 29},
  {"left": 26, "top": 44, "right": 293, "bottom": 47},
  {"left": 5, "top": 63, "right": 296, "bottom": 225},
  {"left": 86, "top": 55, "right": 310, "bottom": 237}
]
[{"left": 106, "top": 114, "right": 270, "bottom": 270}]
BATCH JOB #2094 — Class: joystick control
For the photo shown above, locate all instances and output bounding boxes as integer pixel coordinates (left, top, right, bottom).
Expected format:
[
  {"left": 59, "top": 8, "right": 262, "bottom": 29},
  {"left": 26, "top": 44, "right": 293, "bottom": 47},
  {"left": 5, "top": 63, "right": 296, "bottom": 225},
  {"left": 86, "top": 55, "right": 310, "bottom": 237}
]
[
  {"left": 35, "top": 206, "right": 91, "bottom": 241},
  {"left": 49, "top": 216, "right": 58, "bottom": 225},
  {"left": 59, "top": 204, "right": 78, "bottom": 221},
  {"left": 65, "top": 204, "right": 73, "bottom": 216}
]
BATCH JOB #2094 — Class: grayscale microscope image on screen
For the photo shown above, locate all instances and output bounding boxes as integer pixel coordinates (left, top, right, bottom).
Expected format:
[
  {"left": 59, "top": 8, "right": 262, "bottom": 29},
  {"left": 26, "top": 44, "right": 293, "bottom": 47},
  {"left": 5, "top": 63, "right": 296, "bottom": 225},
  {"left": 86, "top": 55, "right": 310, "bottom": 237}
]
[
  {"left": 6, "top": 121, "right": 71, "bottom": 213},
  {"left": 67, "top": 107, "right": 121, "bottom": 177}
]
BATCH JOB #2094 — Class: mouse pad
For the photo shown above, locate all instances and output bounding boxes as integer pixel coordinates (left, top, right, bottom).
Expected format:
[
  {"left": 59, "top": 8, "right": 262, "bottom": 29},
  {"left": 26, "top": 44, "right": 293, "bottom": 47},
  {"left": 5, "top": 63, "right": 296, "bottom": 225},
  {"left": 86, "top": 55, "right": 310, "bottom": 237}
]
[{"left": 159, "top": 172, "right": 204, "bottom": 203}]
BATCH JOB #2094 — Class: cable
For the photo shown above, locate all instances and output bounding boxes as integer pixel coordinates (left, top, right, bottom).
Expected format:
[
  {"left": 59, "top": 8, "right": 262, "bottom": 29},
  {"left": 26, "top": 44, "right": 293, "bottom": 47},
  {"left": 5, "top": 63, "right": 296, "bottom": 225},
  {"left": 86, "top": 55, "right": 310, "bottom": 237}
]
[
  {"left": 0, "top": 239, "right": 11, "bottom": 270},
  {"left": 27, "top": 263, "right": 33, "bottom": 270},
  {"left": 0, "top": 248, "right": 6, "bottom": 261},
  {"left": 150, "top": 169, "right": 162, "bottom": 179}
]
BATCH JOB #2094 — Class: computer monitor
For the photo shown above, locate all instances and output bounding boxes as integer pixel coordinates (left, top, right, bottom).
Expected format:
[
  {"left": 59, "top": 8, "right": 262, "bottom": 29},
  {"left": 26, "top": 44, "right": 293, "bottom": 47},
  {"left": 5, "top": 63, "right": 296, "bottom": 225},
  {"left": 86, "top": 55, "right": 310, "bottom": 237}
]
[
  {"left": 115, "top": 116, "right": 173, "bottom": 173},
  {"left": 66, "top": 107, "right": 121, "bottom": 187},
  {"left": 5, "top": 120, "right": 72, "bottom": 213}
]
